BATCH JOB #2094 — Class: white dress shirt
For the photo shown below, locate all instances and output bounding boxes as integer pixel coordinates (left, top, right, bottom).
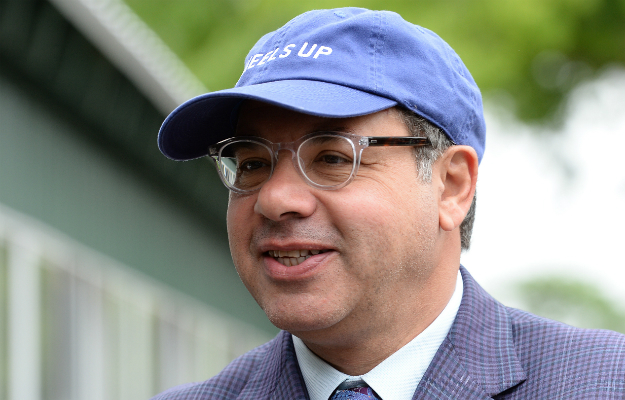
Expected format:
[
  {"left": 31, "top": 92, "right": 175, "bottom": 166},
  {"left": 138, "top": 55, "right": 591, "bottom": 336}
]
[{"left": 293, "top": 271, "right": 463, "bottom": 400}]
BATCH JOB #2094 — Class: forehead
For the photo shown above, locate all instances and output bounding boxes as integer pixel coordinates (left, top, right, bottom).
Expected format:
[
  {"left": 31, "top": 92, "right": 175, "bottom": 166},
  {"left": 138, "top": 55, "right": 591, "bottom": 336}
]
[{"left": 235, "top": 101, "right": 408, "bottom": 140}]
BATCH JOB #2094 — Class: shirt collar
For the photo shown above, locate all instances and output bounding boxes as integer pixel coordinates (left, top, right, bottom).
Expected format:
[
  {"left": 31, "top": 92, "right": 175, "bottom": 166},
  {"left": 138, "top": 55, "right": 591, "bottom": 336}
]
[{"left": 293, "top": 271, "right": 463, "bottom": 400}]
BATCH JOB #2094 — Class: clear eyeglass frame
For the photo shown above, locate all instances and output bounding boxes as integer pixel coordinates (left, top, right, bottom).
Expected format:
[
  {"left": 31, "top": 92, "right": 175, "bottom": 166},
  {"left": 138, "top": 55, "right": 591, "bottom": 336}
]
[{"left": 208, "top": 131, "right": 431, "bottom": 194}]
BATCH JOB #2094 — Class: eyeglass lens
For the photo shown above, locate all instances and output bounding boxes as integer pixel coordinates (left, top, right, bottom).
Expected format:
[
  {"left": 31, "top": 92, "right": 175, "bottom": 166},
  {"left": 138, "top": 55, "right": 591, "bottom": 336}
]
[{"left": 217, "top": 134, "right": 357, "bottom": 192}]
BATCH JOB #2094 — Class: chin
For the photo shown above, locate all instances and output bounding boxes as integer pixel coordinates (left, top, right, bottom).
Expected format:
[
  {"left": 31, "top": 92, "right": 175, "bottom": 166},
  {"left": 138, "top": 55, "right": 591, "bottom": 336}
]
[
  {"left": 265, "top": 312, "right": 329, "bottom": 333},
  {"left": 262, "top": 303, "right": 347, "bottom": 334}
]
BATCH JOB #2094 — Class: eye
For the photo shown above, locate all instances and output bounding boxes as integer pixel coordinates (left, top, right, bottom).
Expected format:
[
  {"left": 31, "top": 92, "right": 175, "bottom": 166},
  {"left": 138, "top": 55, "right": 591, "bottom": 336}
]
[
  {"left": 240, "top": 159, "right": 269, "bottom": 171},
  {"left": 316, "top": 152, "right": 352, "bottom": 165}
]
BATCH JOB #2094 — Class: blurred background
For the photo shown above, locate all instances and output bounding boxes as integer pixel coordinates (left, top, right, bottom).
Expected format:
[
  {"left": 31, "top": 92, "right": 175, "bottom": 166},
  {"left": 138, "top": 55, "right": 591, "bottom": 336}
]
[{"left": 1, "top": 0, "right": 624, "bottom": 399}]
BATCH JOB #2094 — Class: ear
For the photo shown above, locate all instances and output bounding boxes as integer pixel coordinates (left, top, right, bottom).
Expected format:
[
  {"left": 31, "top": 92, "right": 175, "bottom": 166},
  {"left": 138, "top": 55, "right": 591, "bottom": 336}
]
[{"left": 435, "top": 146, "right": 478, "bottom": 232}]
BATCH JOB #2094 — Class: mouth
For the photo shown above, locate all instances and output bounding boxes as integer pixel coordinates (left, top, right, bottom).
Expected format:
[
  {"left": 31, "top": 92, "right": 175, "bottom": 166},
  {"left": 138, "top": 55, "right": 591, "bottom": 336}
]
[{"left": 266, "top": 249, "right": 329, "bottom": 267}]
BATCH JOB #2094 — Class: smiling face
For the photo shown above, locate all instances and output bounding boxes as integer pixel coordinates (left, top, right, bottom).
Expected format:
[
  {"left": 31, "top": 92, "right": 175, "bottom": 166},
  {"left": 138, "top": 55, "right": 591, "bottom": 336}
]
[{"left": 227, "top": 101, "right": 459, "bottom": 351}]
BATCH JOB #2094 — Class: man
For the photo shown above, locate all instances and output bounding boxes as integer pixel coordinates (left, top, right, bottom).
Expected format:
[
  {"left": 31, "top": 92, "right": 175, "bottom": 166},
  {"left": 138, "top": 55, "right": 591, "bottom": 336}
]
[{"left": 153, "top": 8, "right": 625, "bottom": 400}]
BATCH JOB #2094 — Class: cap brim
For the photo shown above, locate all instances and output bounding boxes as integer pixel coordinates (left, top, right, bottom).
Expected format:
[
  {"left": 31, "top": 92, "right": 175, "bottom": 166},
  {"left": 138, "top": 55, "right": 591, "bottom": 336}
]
[{"left": 158, "top": 80, "right": 397, "bottom": 160}]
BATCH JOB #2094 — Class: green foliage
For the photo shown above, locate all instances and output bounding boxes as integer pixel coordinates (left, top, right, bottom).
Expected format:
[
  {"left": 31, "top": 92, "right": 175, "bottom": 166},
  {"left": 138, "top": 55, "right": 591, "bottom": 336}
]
[
  {"left": 516, "top": 276, "right": 625, "bottom": 333},
  {"left": 124, "top": 0, "right": 625, "bottom": 124}
]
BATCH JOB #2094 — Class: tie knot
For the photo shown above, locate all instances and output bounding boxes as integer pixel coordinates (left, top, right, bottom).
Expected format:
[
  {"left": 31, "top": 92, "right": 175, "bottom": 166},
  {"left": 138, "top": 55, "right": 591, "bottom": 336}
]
[
  {"left": 336, "top": 378, "right": 367, "bottom": 390},
  {"left": 330, "top": 379, "right": 380, "bottom": 400}
]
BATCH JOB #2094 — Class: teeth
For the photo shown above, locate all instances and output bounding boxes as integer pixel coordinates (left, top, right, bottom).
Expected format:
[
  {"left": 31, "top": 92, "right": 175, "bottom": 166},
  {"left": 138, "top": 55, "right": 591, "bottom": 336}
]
[{"left": 268, "top": 249, "right": 325, "bottom": 267}]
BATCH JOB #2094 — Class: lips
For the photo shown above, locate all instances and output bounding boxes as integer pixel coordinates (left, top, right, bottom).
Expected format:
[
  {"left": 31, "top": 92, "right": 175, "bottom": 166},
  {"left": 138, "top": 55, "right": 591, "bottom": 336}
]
[{"left": 266, "top": 249, "right": 328, "bottom": 266}]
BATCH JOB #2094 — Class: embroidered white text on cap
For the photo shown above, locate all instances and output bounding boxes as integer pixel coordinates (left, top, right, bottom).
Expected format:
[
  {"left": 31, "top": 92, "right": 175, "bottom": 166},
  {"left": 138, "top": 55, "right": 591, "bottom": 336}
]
[{"left": 244, "top": 43, "right": 333, "bottom": 71}]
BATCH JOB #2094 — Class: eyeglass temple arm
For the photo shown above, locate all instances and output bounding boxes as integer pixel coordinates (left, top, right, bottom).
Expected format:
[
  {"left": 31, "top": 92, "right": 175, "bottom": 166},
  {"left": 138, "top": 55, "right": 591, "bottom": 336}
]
[{"left": 361, "top": 136, "right": 431, "bottom": 147}]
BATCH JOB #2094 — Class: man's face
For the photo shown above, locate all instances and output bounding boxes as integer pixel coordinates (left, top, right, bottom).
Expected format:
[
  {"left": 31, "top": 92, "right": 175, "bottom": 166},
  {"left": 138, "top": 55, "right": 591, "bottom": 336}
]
[{"left": 227, "top": 102, "right": 445, "bottom": 344}]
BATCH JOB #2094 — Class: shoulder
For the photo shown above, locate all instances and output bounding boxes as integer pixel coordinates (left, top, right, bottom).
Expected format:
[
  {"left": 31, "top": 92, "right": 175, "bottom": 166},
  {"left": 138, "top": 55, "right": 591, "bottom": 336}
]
[
  {"left": 505, "top": 306, "right": 625, "bottom": 397},
  {"left": 456, "top": 267, "right": 625, "bottom": 398},
  {"left": 460, "top": 266, "right": 625, "bottom": 373},
  {"left": 508, "top": 306, "right": 625, "bottom": 363},
  {"left": 150, "top": 334, "right": 279, "bottom": 400}
]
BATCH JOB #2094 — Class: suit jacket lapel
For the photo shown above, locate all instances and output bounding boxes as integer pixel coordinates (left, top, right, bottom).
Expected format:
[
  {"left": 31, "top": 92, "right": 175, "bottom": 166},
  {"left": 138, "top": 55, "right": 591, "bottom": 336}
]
[
  {"left": 413, "top": 267, "right": 526, "bottom": 399},
  {"left": 412, "top": 337, "right": 492, "bottom": 399},
  {"left": 237, "top": 330, "right": 310, "bottom": 400}
]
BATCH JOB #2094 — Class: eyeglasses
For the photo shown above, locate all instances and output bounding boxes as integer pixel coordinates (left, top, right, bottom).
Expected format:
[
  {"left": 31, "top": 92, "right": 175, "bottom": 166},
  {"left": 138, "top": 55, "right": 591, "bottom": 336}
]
[{"left": 208, "top": 131, "right": 431, "bottom": 193}]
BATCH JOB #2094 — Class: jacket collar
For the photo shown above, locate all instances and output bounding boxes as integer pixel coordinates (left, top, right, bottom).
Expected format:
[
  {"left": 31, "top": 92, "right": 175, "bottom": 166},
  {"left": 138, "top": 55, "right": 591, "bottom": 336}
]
[
  {"left": 414, "top": 266, "right": 527, "bottom": 399},
  {"left": 237, "top": 329, "right": 309, "bottom": 399}
]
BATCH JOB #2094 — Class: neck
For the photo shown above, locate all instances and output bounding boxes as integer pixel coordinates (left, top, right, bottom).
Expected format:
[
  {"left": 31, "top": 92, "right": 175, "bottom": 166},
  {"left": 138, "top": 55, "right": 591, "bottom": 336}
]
[{"left": 295, "top": 265, "right": 459, "bottom": 376}]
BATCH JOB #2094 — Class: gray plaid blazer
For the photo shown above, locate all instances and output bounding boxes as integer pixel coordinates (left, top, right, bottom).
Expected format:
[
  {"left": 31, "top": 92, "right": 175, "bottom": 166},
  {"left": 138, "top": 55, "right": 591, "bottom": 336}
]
[{"left": 151, "top": 267, "right": 625, "bottom": 399}]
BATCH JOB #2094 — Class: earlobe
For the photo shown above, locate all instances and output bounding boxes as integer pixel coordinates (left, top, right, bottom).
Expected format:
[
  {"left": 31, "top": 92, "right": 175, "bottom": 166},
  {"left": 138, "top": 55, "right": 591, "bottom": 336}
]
[{"left": 437, "top": 146, "right": 478, "bottom": 232}]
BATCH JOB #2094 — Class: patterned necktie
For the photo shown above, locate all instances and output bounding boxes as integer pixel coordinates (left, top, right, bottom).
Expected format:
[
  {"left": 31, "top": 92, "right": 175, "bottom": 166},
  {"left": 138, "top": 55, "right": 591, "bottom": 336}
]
[{"left": 329, "top": 379, "right": 381, "bottom": 400}]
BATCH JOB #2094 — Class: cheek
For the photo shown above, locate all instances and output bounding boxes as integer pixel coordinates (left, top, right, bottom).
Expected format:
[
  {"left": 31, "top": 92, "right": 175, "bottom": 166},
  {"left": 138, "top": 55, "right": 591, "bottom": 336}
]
[
  {"left": 330, "top": 181, "right": 439, "bottom": 270},
  {"left": 337, "top": 175, "right": 436, "bottom": 230},
  {"left": 227, "top": 204, "right": 261, "bottom": 299},
  {"left": 226, "top": 195, "right": 256, "bottom": 267}
]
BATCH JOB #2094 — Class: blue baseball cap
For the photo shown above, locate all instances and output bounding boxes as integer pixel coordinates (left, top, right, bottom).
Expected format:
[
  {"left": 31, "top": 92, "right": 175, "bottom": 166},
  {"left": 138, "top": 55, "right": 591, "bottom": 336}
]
[{"left": 158, "top": 7, "right": 486, "bottom": 163}]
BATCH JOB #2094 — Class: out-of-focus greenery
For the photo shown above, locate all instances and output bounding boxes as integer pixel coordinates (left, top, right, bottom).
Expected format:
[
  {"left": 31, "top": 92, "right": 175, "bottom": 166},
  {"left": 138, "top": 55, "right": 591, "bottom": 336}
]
[
  {"left": 124, "top": 0, "right": 625, "bottom": 123},
  {"left": 516, "top": 277, "right": 625, "bottom": 333}
]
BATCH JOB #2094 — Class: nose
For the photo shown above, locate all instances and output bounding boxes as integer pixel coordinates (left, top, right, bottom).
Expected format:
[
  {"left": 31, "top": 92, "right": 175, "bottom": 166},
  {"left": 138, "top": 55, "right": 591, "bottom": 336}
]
[{"left": 253, "top": 151, "right": 317, "bottom": 221}]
